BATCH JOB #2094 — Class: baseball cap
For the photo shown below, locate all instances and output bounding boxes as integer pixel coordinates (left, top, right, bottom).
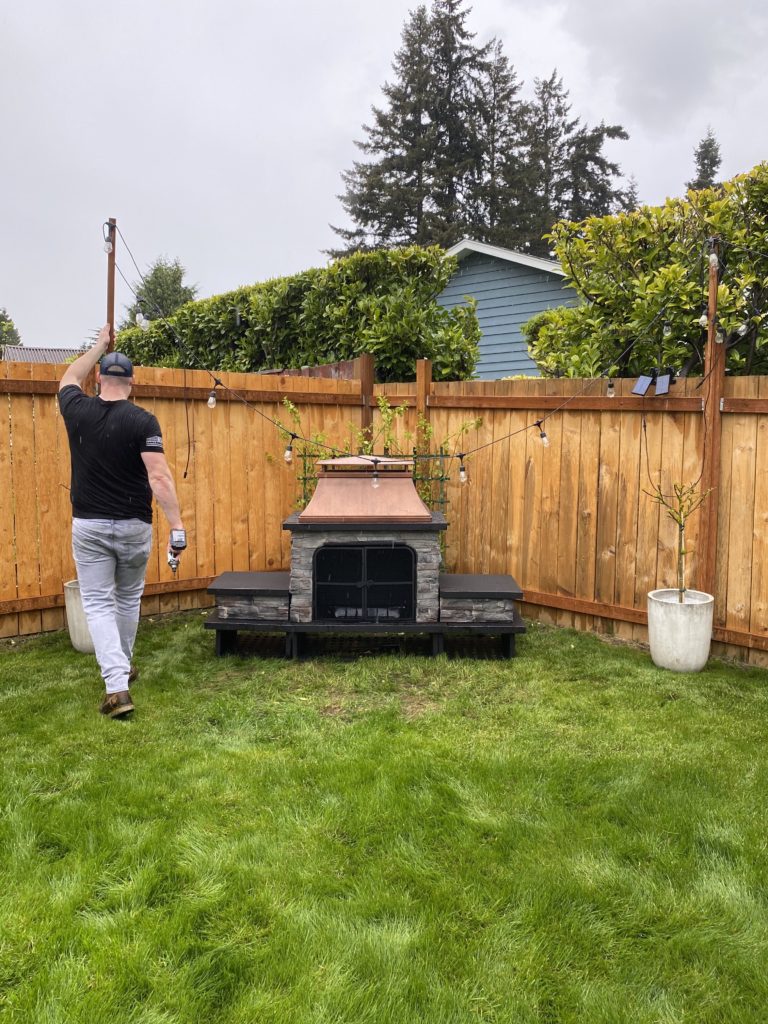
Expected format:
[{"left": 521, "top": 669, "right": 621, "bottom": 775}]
[{"left": 100, "top": 352, "right": 134, "bottom": 377}]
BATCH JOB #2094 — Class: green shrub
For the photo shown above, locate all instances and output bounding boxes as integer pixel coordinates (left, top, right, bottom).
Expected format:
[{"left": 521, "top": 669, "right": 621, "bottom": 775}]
[{"left": 118, "top": 246, "right": 479, "bottom": 382}]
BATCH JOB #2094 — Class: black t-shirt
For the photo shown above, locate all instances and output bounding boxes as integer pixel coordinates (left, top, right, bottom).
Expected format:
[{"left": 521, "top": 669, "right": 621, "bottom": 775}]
[{"left": 59, "top": 385, "right": 164, "bottom": 523}]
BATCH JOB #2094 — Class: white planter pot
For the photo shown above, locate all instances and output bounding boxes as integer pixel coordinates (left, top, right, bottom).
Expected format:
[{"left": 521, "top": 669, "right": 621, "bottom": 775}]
[
  {"left": 63, "top": 579, "right": 95, "bottom": 654},
  {"left": 647, "top": 589, "right": 714, "bottom": 672}
]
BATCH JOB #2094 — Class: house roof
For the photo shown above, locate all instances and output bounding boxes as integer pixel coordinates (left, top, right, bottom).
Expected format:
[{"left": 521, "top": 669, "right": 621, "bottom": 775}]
[
  {"left": 1, "top": 345, "right": 83, "bottom": 363},
  {"left": 445, "top": 238, "right": 566, "bottom": 278}
]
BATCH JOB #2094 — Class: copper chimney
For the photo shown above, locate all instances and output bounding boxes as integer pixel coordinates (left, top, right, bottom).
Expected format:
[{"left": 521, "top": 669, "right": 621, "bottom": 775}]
[{"left": 298, "top": 456, "right": 431, "bottom": 523}]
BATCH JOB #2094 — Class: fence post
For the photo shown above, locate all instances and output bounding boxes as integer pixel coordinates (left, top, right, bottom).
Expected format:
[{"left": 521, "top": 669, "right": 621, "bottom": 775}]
[
  {"left": 699, "top": 240, "right": 725, "bottom": 598},
  {"left": 354, "top": 353, "right": 375, "bottom": 442},
  {"left": 416, "top": 358, "right": 433, "bottom": 427}
]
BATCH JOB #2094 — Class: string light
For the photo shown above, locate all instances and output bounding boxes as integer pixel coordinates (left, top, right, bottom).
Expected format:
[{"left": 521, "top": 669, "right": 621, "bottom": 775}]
[
  {"left": 715, "top": 328, "right": 725, "bottom": 345},
  {"left": 458, "top": 455, "right": 467, "bottom": 484},
  {"left": 698, "top": 311, "right": 709, "bottom": 328},
  {"left": 709, "top": 252, "right": 719, "bottom": 268},
  {"left": 207, "top": 390, "right": 217, "bottom": 409},
  {"left": 535, "top": 420, "right": 550, "bottom": 448},
  {"left": 284, "top": 434, "right": 297, "bottom": 464},
  {"left": 663, "top": 323, "right": 672, "bottom": 338},
  {"left": 737, "top": 323, "right": 749, "bottom": 337},
  {"left": 371, "top": 458, "right": 380, "bottom": 489},
  {"left": 606, "top": 378, "right": 615, "bottom": 399}
]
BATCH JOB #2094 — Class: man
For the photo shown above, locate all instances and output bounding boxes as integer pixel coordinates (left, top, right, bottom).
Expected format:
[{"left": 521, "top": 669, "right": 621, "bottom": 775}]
[{"left": 59, "top": 324, "right": 186, "bottom": 718}]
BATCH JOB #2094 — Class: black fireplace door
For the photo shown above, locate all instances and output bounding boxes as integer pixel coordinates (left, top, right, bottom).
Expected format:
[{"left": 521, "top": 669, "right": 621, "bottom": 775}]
[{"left": 313, "top": 544, "right": 416, "bottom": 622}]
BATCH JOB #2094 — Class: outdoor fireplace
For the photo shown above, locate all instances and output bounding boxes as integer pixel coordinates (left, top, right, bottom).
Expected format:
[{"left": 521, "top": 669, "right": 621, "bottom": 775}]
[
  {"left": 207, "top": 454, "right": 526, "bottom": 659},
  {"left": 283, "top": 457, "right": 445, "bottom": 624}
]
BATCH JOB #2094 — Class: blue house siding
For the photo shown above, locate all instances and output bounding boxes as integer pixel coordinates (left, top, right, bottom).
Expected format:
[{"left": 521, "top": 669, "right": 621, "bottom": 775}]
[{"left": 437, "top": 251, "right": 578, "bottom": 378}]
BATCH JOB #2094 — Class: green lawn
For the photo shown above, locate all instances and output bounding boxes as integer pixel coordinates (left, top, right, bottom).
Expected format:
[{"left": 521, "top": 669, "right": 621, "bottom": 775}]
[{"left": 1, "top": 615, "right": 767, "bottom": 1024}]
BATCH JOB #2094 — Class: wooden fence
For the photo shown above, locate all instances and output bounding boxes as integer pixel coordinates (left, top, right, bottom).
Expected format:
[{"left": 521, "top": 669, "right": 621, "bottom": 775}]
[{"left": 2, "top": 359, "right": 767, "bottom": 665}]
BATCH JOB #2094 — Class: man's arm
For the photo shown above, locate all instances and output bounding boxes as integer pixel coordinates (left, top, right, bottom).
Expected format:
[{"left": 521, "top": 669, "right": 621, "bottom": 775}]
[
  {"left": 141, "top": 451, "right": 184, "bottom": 531},
  {"left": 59, "top": 325, "right": 111, "bottom": 391}
]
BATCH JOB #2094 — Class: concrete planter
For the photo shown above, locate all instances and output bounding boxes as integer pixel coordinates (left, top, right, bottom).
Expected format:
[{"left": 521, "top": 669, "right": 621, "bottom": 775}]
[
  {"left": 63, "top": 580, "right": 95, "bottom": 654},
  {"left": 647, "top": 589, "right": 714, "bottom": 672}
]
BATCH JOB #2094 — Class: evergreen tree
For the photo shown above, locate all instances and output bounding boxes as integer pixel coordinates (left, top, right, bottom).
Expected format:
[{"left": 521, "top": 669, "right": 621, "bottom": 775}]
[
  {"left": 121, "top": 257, "right": 197, "bottom": 329},
  {"left": 0, "top": 307, "right": 21, "bottom": 346},
  {"left": 332, "top": 0, "right": 490, "bottom": 252},
  {"left": 333, "top": 7, "right": 630, "bottom": 257},
  {"left": 519, "top": 72, "right": 629, "bottom": 255},
  {"left": 472, "top": 39, "right": 525, "bottom": 246},
  {"left": 686, "top": 128, "right": 722, "bottom": 191}
]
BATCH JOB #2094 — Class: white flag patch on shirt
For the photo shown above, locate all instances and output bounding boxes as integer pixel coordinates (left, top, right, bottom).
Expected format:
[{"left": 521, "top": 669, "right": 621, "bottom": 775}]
[{"left": 145, "top": 435, "right": 164, "bottom": 449}]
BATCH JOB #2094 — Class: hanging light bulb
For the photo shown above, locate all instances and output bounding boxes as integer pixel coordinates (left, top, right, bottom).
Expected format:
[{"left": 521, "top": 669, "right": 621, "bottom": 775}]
[
  {"left": 284, "top": 434, "right": 296, "bottom": 464},
  {"left": 715, "top": 328, "right": 725, "bottom": 345},
  {"left": 207, "top": 389, "right": 217, "bottom": 409},
  {"left": 139, "top": 315, "right": 149, "bottom": 332},
  {"left": 103, "top": 240, "right": 113, "bottom": 254},
  {"left": 737, "top": 323, "right": 749, "bottom": 337},
  {"left": 709, "top": 252, "right": 719, "bottom": 268},
  {"left": 459, "top": 461, "right": 467, "bottom": 484},
  {"left": 135, "top": 312, "right": 144, "bottom": 327},
  {"left": 535, "top": 421, "right": 550, "bottom": 448},
  {"left": 371, "top": 459, "right": 380, "bottom": 489},
  {"left": 663, "top": 323, "right": 672, "bottom": 338},
  {"left": 606, "top": 378, "right": 615, "bottom": 399},
  {"left": 698, "top": 312, "right": 709, "bottom": 328}
]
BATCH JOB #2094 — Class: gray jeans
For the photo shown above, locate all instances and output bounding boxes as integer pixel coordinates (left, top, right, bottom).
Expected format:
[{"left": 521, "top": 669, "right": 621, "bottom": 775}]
[{"left": 72, "top": 518, "right": 153, "bottom": 693}]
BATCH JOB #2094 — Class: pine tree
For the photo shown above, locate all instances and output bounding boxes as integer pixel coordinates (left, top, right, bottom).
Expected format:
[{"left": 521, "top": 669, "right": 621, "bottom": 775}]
[
  {"left": 472, "top": 40, "right": 525, "bottom": 246},
  {"left": 686, "top": 128, "right": 722, "bottom": 191},
  {"left": 331, "top": 0, "right": 490, "bottom": 252},
  {"left": 518, "top": 71, "right": 629, "bottom": 255}
]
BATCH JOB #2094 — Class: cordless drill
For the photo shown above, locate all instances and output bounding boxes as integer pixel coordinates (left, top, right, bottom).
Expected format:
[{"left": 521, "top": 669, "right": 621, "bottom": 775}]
[{"left": 167, "top": 529, "right": 187, "bottom": 575}]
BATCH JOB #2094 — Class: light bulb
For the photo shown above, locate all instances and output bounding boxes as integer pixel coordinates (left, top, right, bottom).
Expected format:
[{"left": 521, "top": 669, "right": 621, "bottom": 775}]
[
  {"left": 284, "top": 444, "right": 293, "bottom": 464},
  {"left": 606, "top": 379, "right": 615, "bottom": 398},
  {"left": 459, "top": 464, "right": 467, "bottom": 484},
  {"left": 103, "top": 240, "right": 113, "bottom": 254},
  {"left": 539, "top": 428, "right": 550, "bottom": 448},
  {"left": 709, "top": 252, "right": 719, "bottom": 268},
  {"left": 737, "top": 323, "right": 749, "bottom": 337},
  {"left": 698, "top": 313, "right": 709, "bottom": 328},
  {"left": 207, "top": 390, "right": 217, "bottom": 409},
  {"left": 372, "top": 472, "right": 380, "bottom": 489},
  {"left": 140, "top": 316, "right": 149, "bottom": 332},
  {"left": 663, "top": 323, "right": 672, "bottom": 338},
  {"left": 135, "top": 312, "right": 143, "bottom": 326},
  {"left": 715, "top": 329, "right": 724, "bottom": 345}
]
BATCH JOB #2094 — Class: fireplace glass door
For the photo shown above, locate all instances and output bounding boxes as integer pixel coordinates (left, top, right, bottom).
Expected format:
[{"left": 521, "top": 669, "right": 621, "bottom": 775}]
[{"left": 313, "top": 544, "right": 415, "bottom": 623}]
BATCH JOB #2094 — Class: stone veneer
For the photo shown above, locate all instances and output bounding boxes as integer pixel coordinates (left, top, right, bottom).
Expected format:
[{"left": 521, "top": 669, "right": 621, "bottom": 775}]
[
  {"left": 216, "top": 595, "right": 289, "bottom": 621},
  {"left": 288, "top": 530, "right": 442, "bottom": 624},
  {"left": 439, "top": 597, "right": 515, "bottom": 623}
]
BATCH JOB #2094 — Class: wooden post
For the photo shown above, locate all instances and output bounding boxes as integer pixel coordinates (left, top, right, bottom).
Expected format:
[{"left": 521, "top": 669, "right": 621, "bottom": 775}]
[
  {"left": 416, "top": 358, "right": 433, "bottom": 427},
  {"left": 106, "top": 217, "right": 116, "bottom": 351},
  {"left": 698, "top": 238, "right": 725, "bottom": 597},
  {"left": 354, "top": 353, "right": 375, "bottom": 442}
]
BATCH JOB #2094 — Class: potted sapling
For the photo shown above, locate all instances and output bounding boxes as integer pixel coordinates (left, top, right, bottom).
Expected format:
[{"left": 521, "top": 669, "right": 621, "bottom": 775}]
[{"left": 646, "top": 479, "right": 713, "bottom": 672}]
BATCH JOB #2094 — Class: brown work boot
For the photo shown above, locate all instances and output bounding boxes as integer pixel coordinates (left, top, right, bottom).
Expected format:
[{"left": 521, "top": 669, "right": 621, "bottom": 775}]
[
  {"left": 128, "top": 663, "right": 139, "bottom": 685},
  {"left": 99, "top": 690, "right": 134, "bottom": 718}
]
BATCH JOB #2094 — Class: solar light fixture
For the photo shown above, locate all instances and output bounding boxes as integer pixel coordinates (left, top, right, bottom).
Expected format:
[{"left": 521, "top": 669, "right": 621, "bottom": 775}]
[
  {"left": 655, "top": 371, "right": 672, "bottom": 396},
  {"left": 631, "top": 372, "right": 656, "bottom": 397}
]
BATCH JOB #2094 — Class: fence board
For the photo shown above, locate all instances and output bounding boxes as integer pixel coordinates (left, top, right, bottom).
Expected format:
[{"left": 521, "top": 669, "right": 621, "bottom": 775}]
[{"left": 2, "top": 364, "right": 768, "bottom": 661}]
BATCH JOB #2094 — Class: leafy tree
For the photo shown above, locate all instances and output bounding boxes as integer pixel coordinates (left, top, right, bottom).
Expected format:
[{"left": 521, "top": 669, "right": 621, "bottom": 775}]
[
  {"left": 120, "top": 257, "right": 197, "bottom": 329},
  {"left": 0, "top": 308, "right": 21, "bottom": 346},
  {"left": 686, "top": 128, "right": 722, "bottom": 192},
  {"left": 117, "top": 246, "right": 480, "bottom": 383},
  {"left": 523, "top": 163, "right": 768, "bottom": 378}
]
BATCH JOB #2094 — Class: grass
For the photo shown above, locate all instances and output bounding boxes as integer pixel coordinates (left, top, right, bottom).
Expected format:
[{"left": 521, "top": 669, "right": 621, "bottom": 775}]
[{"left": 1, "top": 616, "right": 768, "bottom": 1023}]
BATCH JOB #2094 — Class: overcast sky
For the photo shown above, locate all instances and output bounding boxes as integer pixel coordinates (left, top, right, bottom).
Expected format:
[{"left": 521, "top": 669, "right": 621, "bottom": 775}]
[{"left": 2, "top": 0, "right": 766, "bottom": 347}]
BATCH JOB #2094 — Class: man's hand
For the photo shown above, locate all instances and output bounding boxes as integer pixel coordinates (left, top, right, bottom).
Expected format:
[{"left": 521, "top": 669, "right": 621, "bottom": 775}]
[{"left": 59, "top": 323, "right": 113, "bottom": 391}]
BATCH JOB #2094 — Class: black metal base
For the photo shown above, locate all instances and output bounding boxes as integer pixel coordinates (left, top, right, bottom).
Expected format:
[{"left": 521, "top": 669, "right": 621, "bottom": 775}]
[{"left": 205, "top": 610, "right": 525, "bottom": 660}]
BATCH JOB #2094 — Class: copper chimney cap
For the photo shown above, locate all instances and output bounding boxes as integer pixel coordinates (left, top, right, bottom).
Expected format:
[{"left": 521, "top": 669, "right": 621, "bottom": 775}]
[{"left": 299, "top": 456, "right": 432, "bottom": 523}]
